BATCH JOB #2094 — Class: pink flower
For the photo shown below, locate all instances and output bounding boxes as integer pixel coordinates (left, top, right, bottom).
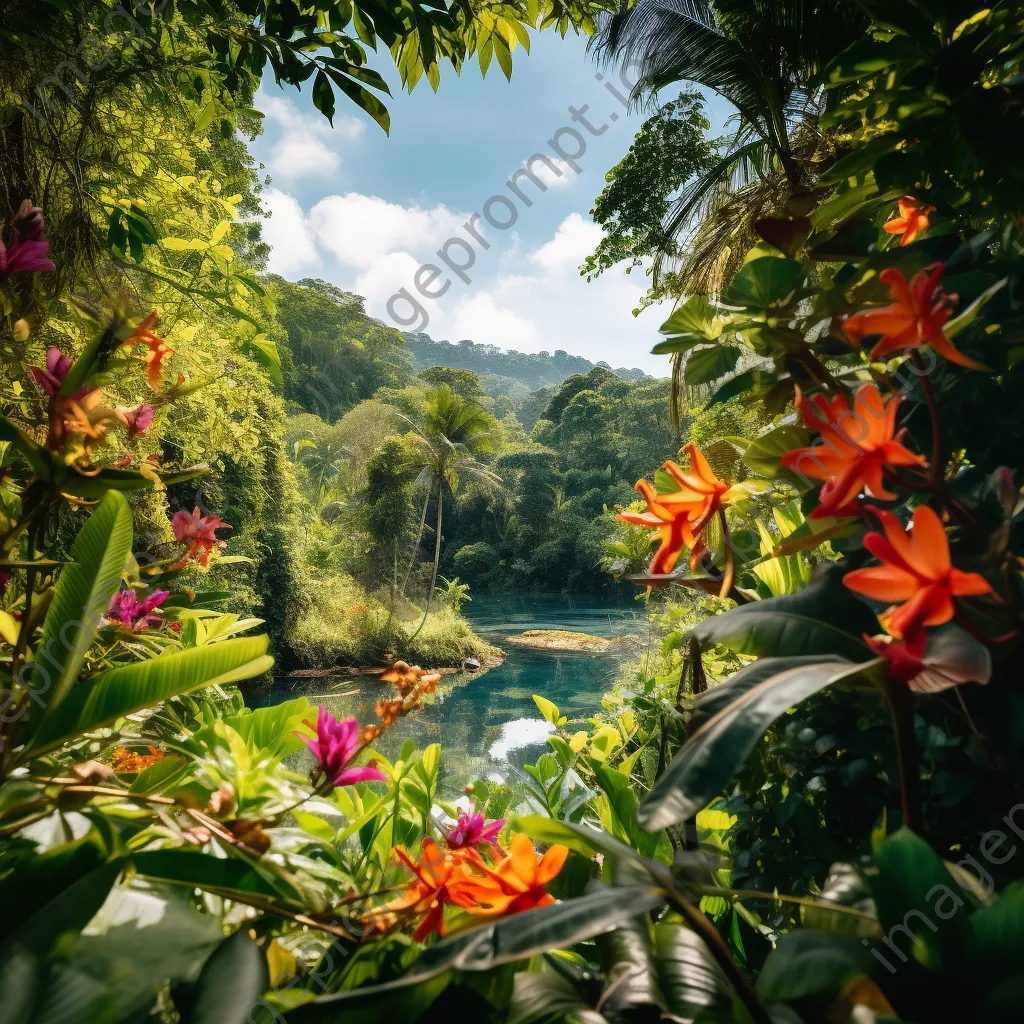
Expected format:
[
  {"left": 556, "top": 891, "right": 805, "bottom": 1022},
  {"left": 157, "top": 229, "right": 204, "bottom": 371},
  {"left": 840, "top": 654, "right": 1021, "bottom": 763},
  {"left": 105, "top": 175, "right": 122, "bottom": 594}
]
[
  {"left": 106, "top": 589, "right": 168, "bottom": 631},
  {"left": 30, "top": 347, "right": 73, "bottom": 397},
  {"left": 171, "top": 506, "right": 231, "bottom": 567},
  {"left": 116, "top": 404, "right": 155, "bottom": 439},
  {"left": 294, "top": 706, "right": 386, "bottom": 789},
  {"left": 445, "top": 809, "right": 505, "bottom": 850},
  {"left": 865, "top": 628, "right": 991, "bottom": 693},
  {"left": 1, "top": 202, "right": 55, "bottom": 278}
]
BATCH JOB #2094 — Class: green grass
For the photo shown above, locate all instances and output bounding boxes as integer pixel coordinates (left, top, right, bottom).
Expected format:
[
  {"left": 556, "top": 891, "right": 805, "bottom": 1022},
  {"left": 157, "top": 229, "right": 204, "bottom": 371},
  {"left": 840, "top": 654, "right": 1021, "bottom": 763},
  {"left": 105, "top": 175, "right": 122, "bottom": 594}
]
[{"left": 289, "top": 575, "right": 500, "bottom": 668}]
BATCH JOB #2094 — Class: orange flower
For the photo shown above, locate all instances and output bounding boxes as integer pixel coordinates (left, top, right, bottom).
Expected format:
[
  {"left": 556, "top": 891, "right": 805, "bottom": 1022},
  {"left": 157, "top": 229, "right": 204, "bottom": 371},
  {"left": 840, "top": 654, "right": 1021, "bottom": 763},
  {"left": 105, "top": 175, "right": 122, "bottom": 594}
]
[
  {"left": 843, "top": 265, "right": 986, "bottom": 371},
  {"left": 883, "top": 197, "right": 934, "bottom": 246},
  {"left": 843, "top": 505, "right": 992, "bottom": 642},
  {"left": 448, "top": 832, "right": 567, "bottom": 919},
  {"left": 111, "top": 745, "right": 165, "bottom": 773},
  {"left": 390, "top": 838, "right": 464, "bottom": 941},
  {"left": 781, "top": 384, "right": 927, "bottom": 518},
  {"left": 125, "top": 311, "right": 173, "bottom": 390},
  {"left": 617, "top": 443, "right": 736, "bottom": 576},
  {"left": 381, "top": 661, "right": 440, "bottom": 695}
]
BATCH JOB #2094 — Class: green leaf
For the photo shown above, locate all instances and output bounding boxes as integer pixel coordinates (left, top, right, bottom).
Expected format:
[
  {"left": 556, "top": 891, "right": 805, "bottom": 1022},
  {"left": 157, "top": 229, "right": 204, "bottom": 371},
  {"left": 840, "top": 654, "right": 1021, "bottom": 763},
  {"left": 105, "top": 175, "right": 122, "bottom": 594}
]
[
  {"left": 723, "top": 257, "right": 803, "bottom": 312},
  {"left": 27, "top": 491, "right": 132, "bottom": 716},
  {"left": 655, "top": 921, "right": 741, "bottom": 1020},
  {"left": 639, "top": 659, "right": 877, "bottom": 829},
  {"left": 19, "top": 636, "right": 273, "bottom": 760},
  {"left": 826, "top": 35, "right": 925, "bottom": 86},
  {"left": 743, "top": 424, "right": 811, "bottom": 479},
  {"left": 286, "top": 886, "right": 665, "bottom": 1016},
  {"left": 869, "top": 827, "right": 971, "bottom": 972},
  {"left": 694, "top": 567, "right": 878, "bottom": 660},
  {"left": 966, "top": 883, "right": 1024, "bottom": 984},
  {"left": 0, "top": 413, "right": 52, "bottom": 479},
  {"left": 757, "top": 931, "right": 886, "bottom": 1004},
  {"left": 943, "top": 278, "right": 1006, "bottom": 339},
  {"left": 590, "top": 760, "right": 661, "bottom": 857},
  {"left": 709, "top": 369, "right": 775, "bottom": 405},
  {"left": 653, "top": 296, "right": 722, "bottom": 354},
  {"left": 187, "top": 929, "right": 268, "bottom": 1024},
  {"left": 533, "top": 695, "right": 566, "bottom": 727},
  {"left": 684, "top": 346, "right": 741, "bottom": 387},
  {"left": 311, "top": 70, "right": 336, "bottom": 125},
  {"left": 131, "top": 850, "right": 299, "bottom": 905}
]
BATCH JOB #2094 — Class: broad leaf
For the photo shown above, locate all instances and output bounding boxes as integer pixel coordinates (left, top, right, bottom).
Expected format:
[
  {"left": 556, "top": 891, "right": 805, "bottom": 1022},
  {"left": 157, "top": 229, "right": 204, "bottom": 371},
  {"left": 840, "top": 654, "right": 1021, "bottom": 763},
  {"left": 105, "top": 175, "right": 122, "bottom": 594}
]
[
  {"left": 639, "top": 660, "right": 877, "bottom": 829},
  {"left": 723, "top": 257, "right": 803, "bottom": 312},
  {"left": 187, "top": 929, "right": 268, "bottom": 1024},
  {"left": 286, "top": 886, "right": 665, "bottom": 1017},
  {"left": 19, "top": 636, "right": 273, "bottom": 760},
  {"left": 27, "top": 491, "right": 132, "bottom": 716},
  {"left": 685, "top": 346, "right": 741, "bottom": 387},
  {"left": 694, "top": 567, "right": 878, "bottom": 660}
]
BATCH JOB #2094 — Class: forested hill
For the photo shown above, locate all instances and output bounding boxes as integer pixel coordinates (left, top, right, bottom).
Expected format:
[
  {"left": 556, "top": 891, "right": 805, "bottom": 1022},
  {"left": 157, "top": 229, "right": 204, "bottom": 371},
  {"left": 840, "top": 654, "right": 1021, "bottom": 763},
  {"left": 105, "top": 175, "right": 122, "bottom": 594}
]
[{"left": 404, "top": 332, "right": 649, "bottom": 391}]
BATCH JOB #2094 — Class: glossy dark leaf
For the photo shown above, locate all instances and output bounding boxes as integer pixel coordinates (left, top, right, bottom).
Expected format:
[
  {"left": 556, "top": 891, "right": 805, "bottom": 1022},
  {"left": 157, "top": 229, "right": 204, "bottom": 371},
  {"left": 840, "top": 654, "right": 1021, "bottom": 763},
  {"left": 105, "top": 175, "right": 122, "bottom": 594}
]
[
  {"left": 685, "top": 346, "right": 740, "bottom": 386},
  {"left": 186, "top": 929, "right": 268, "bottom": 1024},
  {"left": 694, "top": 568, "right": 878, "bottom": 660},
  {"left": 723, "top": 257, "right": 803, "bottom": 312},
  {"left": 639, "top": 660, "right": 876, "bottom": 829}
]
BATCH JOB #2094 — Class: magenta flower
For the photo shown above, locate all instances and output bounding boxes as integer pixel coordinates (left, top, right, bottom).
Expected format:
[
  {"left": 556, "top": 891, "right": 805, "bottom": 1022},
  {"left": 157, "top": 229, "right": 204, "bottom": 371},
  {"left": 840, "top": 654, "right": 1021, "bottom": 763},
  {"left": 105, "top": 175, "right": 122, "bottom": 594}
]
[
  {"left": 106, "top": 589, "right": 168, "bottom": 631},
  {"left": 171, "top": 506, "right": 231, "bottom": 567},
  {"left": 30, "top": 347, "right": 72, "bottom": 397},
  {"left": 116, "top": 404, "right": 155, "bottom": 439},
  {"left": 1, "top": 200, "right": 56, "bottom": 278},
  {"left": 445, "top": 809, "right": 505, "bottom": 850},
  {"left": 294, "top": 706, "right": 386, "bottom": 789}
]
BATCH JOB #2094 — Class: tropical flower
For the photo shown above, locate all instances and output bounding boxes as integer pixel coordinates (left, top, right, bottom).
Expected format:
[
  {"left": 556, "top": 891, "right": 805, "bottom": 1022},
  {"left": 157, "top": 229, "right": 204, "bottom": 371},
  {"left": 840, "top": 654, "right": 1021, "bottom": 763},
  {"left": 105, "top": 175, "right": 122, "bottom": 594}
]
[
  {"left": 382, "top": 661, "right": 442, "bottom": 695},
  {"left": 445, "top": 809, "right": 505, "bottom": 850},
  {"left": 124, "top": 311, "right": 173, "bottom": 390},
  {"left": 883, "top": 197, "right": 934, "bottom": 246},
  {"left": 111, "top": 745, "right": 165, "bottom": 773},
  {"left": 0, "top": 201, "right": 56, "bottom": 277},
  {"left": 115, "top": 404, "right": 155, "bottom": 439},
  {"left": 293, "top": 706, "right": 386, "bottom": 789},
  {"left": 30, "top": 347, "right": 73, "bottom": 397},
  {"left": 843, "top": 264, "right": 985, "bottom": 371},
  {"left": 51, "top": 391, "right": 116, "bottom": 454},
  {"left": 618, "top": 443, "right": 739, "bottom": 576},
  {"left": 844, "top": 505, "right": 992, "bottom": 642},
  {"left": 449, "top": 832, "right": 567, "bottom": 918},
  {"left": 390, "top": 838, "right": 464, "bottom": 941},
  {"left": 106, "top": 589, "right": 168, "bottom": 631},
  {"left": 781, "top": 384, "right": 927, "bottom": 518},
  {"left": 865, "top": 628, "right": 991, "bottom": 693},
  {"left": 171, "top": 506, "right": 230, "bottom": 567}
]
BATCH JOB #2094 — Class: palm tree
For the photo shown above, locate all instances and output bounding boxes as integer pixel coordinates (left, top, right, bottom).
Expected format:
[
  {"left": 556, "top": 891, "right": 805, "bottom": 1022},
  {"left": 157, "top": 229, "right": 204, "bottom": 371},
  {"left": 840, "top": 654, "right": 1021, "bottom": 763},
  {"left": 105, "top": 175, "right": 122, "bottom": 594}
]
[
  {"left": 593, "top": 0, "right": 867, "bottom": 295},
  {"left": 402, "top": 385, "right": 501, "bottom": 638}
]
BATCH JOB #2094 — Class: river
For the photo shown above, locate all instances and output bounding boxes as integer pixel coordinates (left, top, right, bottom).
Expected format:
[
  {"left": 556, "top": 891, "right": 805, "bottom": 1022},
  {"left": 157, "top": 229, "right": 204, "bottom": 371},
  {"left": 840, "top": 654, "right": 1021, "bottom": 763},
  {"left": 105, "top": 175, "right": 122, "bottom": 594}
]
[{"left": 261, "top": 593, "right": 646, "bottom": 794}]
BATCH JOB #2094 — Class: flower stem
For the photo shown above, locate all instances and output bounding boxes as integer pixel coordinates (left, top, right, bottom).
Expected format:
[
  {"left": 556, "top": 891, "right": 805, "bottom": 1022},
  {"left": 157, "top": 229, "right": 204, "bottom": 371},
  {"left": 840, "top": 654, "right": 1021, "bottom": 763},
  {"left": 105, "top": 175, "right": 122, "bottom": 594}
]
[
  {"left": 883, "top": 676, "right": 923, "bottom": 834},
  {"left": 717, "top": 508, "right": 734, "bottom": 601},
  {"left": 911, "top": 349, "right": 943, "bottom": 488}
]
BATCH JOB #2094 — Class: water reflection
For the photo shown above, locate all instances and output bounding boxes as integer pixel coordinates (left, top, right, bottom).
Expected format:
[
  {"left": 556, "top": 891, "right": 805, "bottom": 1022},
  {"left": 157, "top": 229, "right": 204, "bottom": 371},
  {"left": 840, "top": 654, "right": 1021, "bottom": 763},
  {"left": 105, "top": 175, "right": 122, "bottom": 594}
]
[{"left": 257, "top": 593, "right": 645, "bottom": 794}]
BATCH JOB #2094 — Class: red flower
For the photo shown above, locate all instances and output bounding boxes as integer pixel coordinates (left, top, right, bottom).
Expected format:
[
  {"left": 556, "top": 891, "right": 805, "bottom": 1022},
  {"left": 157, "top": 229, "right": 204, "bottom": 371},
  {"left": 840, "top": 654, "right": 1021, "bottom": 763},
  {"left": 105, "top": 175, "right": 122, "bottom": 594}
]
[
  {"left": 843, "top": 265, "right": 986, "bottom": 371},
  {"left": 883, "top": 197, "right": 934, "bottom": 246},
  {"left": 781, "top": 384, "right": 926, "bottom": 518},
  {"left": 390, "top": 838, "right": 465, "bottom": 941},
  {"left": 171, "top": 506, "right": 230, "bottom": 567},
  {"left": 865, "top": 627, "right": 991, "bottom": 693},
  {"left": 30, "top": 347, "right": 73, "bottom": 397},
  {"left": 844, "top": 505, "right": 992, "bottom": 642}
]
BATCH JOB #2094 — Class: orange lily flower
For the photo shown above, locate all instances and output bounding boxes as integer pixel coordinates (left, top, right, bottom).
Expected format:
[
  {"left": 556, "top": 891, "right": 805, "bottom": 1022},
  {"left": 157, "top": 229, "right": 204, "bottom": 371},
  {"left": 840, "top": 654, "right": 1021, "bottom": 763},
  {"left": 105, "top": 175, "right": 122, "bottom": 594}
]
[
  {"left": 843, "top": 264, "right": 986, "bottom": 371},
  {"left": 390, "top": 838, "right": 464, "bottom": 942},
  {"left": 125, "top": 310, "right": 174, "bottom": 390},
  {"left": 883, "top": 197, "right": 934, "bottom": 246},
  {"left": 617, "top": 443, "right": 736, "bottom": 575},
  {"left": 843, "top": 505, "right": 992, "bottom": 642},
  {"left": 781, "top": 384, "right": 927, "bottom": 518},
  {"left": 448, "top": 832, "right": 567, "bottom": 919}
]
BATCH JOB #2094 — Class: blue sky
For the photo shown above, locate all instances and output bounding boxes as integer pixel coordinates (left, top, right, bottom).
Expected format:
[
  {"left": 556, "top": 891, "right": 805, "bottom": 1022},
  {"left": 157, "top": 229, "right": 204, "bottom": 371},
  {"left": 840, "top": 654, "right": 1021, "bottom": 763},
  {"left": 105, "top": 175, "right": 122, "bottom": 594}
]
[{"left": 252, "top": 32, "right": 731, "bottom": 374}]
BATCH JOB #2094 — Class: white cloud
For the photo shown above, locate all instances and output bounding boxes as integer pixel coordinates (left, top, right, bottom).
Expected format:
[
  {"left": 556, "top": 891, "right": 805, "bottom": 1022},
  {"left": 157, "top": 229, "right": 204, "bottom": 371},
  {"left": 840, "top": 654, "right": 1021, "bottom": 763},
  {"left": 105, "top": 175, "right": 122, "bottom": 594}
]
[
  {"left": 258, "top": 90, "right": 363, "bottom": 183},
  {"left": 523, "top": 155, "right": 575, "bottom": 190},
  {"left": 531, "top": 212, "right": 603, "bottom": 274},
  {"left": 260, "top": 189, "right": 322, "bottom": 277},
  {"left": 310, "top": 193, "right": 468, "bottom": 271},
  {"left": 450, "top": 293, "right": 540, "bottom": 349}
]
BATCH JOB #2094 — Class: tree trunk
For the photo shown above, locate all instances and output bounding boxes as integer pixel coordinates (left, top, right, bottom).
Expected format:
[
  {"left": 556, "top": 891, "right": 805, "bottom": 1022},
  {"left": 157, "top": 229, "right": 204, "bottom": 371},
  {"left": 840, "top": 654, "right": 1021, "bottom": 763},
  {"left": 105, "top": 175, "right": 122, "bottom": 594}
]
[
  {"left": 401, "top": 484, "right": 432, "bottom": 597},
  {"left": 408, "top": 480, "right": 444, "bottom": 641}
]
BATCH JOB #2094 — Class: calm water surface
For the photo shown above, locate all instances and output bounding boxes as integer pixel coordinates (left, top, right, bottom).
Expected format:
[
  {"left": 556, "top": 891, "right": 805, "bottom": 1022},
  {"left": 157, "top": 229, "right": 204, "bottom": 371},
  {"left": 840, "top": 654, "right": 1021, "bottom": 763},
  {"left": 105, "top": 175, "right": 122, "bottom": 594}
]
[{"left": 260, "top": 593, "right": 646, "bottom": 793}]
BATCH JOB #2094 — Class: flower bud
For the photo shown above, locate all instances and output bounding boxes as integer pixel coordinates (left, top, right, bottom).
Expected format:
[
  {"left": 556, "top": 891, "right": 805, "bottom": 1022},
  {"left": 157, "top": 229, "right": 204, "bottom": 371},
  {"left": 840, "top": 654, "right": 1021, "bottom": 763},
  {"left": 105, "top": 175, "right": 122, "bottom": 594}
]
[{"left": 12, "top": 200, "right": 45, "bottom": 242}]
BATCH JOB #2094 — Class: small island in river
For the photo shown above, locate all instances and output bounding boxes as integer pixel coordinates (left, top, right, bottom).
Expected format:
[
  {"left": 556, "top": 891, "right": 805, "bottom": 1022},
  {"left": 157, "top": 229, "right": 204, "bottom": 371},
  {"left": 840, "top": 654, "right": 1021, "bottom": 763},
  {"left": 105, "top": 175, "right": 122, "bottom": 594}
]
[{"left": 503, "top": 629, "right": 627, "bottom": 652}]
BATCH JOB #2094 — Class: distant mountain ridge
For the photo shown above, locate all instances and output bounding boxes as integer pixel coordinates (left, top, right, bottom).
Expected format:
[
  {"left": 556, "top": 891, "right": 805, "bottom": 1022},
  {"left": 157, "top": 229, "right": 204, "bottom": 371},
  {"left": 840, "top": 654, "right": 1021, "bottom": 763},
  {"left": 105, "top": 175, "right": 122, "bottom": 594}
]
[{"left": 403, "top": 333, "right": 648, "bottom": 392}]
